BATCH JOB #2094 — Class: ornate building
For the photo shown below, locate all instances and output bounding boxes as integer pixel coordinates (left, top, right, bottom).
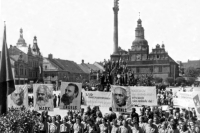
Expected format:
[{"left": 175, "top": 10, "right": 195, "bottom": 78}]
[
  {"left": 110, "top": 1, "right": 178, "bottom": 80},
  {"left": 9, "top": 28, "right": 43, "bottom": 84}
]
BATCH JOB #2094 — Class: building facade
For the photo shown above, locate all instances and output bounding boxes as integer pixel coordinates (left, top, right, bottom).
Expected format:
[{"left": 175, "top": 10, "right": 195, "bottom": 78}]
[
  {"left": 110, "top": 1, "right": 178, "bottom": 80},
  {"left": 9, "top": 28, "right": 43, "bottom": 84},
  {"left": 43, "top": 54, "right": 88, "bottom": 89}
]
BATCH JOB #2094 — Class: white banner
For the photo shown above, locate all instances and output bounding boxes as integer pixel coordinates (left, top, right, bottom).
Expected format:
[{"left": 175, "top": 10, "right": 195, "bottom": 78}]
[
  {"left": 130, "top": 86, "right": 157, "bottom": 106},
  {"left": 60, "top": 82, "right": 82, "bottom": 110},
  {"left": 83, "top": 91, "right": 112, "bottom": 107},
  {"left": 173, "top": 92, "right": 195, "bottom": 108},
  {"left": 7, "top": 84, "right": 28, "bottom": 109},
  {"left": 34, "top": 84, "right": 54, "bottom": 111},
  {"left": 111, "top": 85, "right": 131, "bottom": 113}
]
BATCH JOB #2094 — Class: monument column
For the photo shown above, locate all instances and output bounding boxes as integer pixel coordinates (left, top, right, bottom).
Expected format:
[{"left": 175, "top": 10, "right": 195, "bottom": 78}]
[
  {"left": 113, "top": 0, "right": 119, "bottom": 54},
  {"left": 111, "top": 0, "right": 120, "bottom": 61}
]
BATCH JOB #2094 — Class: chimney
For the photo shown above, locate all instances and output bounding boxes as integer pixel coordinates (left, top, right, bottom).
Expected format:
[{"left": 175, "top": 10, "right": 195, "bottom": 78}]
[
  {"left": 82, "top": 59, "right": 84, "bottom": 64},
  {"left": 48, "top": 54, "right": 53, "bottom": 59},
  {"left": 10, "top": 45, "right": 12, "bottom": 48}
]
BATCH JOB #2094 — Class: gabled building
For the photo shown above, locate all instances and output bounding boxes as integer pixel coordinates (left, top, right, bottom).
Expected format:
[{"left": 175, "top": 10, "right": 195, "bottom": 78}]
[
  {"left": 78, "top": 60, "right": 104, "bottom": 81},
  {"left": 8, "top": 28, "right": 43, "bottom": 84},
  {"left": 43, "top": 54, "right": 88, "bottom": 90}
]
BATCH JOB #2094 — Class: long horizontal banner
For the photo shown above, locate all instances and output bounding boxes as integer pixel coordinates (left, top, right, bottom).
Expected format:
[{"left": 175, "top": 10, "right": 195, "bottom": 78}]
[
  {"left": 173, "top": 92, "right": 195, "bottom": 108},
  {"left": 83, "top": 91, "right": 112, "bottom": 107},
  {"left": 130, "top": 86, "right": 157, "bottom": 106}
]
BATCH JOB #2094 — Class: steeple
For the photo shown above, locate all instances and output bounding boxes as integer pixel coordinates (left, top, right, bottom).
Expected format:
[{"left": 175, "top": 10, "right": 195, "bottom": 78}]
[
  {"left": 131, "top": 12, "right": 148, "bottom": 50},
  {"left": 32, "top": 36, "right": 40, "bottom": 56},
  {"left": 17, "top": 28, "right": 27, "bottom": 47},
  {"left": 135, "top": 13, "right": 144, "bottom": 39}
]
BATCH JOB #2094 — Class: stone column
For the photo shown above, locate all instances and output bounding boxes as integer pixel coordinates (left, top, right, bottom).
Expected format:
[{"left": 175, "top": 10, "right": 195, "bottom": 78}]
[{"left": 113, "top": 0, "right": 119, "bottom": 54}]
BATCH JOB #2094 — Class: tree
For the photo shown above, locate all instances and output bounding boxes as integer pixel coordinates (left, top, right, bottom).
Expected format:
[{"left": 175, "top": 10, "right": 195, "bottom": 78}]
[
  {"left": 165, "top": 77, "right": 174, "bottom": 86},
  {"left": 186, "top": 77, "right": 196, "bottom": 86},
  {"left": 175, "top": 77, "right": 186, "bottom": 86},
  {"left": 154, "top": 77, "right": 163, "bottom": 83},
  {"left": 184, "top": 67, "right": 200, "bottom": 78}
]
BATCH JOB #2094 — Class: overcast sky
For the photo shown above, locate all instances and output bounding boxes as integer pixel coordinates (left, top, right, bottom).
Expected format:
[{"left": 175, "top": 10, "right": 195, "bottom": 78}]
[{"left": 1, "top": 0, "right": 200, "bottom": 64}]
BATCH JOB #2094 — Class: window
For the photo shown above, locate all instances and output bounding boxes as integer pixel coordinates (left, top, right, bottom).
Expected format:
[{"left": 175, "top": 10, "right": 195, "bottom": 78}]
[
  {"left": 45, "top": 74, "right": 47, "bottom": 78},
  {"left": 157, "top": 55, "right": 160, "bottom": 59},
  {"left": 25, "top": 69, "right": 26, "bottom": 76},
  {"left": 159, "top": 66, "right": 162, "bottom": 72},
  {"left": 20, "top": 65, "right": 23, "bottom": 75},
  {"left": 136, "top": 67, "right": 140, "bottom": 73},
  {"left": 45, "top": 65, "right": 47, "bottom": 70}
]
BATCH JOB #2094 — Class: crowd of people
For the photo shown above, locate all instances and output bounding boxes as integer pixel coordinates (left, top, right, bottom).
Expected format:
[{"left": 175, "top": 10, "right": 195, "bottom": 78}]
[{"left": 1, "top": 103, "right": 200, "bottom": 133}]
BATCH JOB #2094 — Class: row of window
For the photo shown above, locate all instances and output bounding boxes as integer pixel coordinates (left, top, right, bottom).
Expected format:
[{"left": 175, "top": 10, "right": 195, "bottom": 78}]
[
  {"left": 134, "top": 66, "right": 170, "bottom": 73},
  {"left": 28, "top": 60, "right": 39, "bottom": 67},
  {"left": 15, "top": 68, "right": 38, "bottom": 78}
]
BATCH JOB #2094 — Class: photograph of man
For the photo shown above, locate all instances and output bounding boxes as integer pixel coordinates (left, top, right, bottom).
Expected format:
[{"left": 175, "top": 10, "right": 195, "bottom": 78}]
[
  {"left": 36, "top": 85, "right": 51, "bottom": 106},
  {"left": 10, "top": 87, "right": 24, "bottom": 107},
  {"left": 61, "top": 83, "right": 79, "bottom": 105},
  {"left": 113, "top": 87, "right": 128, "bottom": 107}
]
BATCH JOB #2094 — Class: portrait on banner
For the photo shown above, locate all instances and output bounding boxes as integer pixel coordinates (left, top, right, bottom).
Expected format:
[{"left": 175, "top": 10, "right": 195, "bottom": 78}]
[
  {"left": 60, "top": 82, "right": 82, "bottom": 110},
  {"left": 33, "top": 84, "right": 54, "bottom": 111},
  {"left": 7, "top": 85, "right": 28, "bottom": 109},
  {"left": 111, "top": 85, "right": 131, "bottom": 113}
]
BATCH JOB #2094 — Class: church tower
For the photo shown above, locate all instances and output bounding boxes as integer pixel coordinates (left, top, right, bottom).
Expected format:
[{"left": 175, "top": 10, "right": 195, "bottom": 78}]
[
  {"left": 129, "top": 14, "right": 149, "bottom": 61},
  {"left": 16, "top": 28, "right": 27, "bottom": 47}
]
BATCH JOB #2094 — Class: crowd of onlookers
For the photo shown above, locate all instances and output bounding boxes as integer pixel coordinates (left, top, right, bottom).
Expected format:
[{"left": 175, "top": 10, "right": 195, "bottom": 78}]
[{"left": 1, "top": 103, "right": 200, "bottom": 133}]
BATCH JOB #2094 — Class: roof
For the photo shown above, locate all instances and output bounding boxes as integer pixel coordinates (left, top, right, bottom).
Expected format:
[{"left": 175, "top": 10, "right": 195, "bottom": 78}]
[
  {"left": 48, "top": 58, "right": 85, "bottom": 73},
  {"left": 78, "top": 63, "right": 103, "bottom": 73},
  {"left": 182, "top": 60, "right": 200, "bottom": 69},
  {"left": 78, "top": 64, "right": 90, "bottom": 73}
]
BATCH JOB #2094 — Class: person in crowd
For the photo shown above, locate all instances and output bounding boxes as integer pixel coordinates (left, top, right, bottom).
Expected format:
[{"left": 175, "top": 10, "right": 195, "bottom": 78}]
[
  {"left": 131, "top": 119, "right": 143, "bottom": 133},
  {"left": 54, "top": 94, "right": 57, "bottom": 108},
  {"left": 60, "top": 117, "right": 71, "bottom": 133},
  {"left": 48, "top": 116, "right": 58, "bottom": 133},
  {"left": 99, "top": 118, "right": 110, "bottom": 133},
  {"left": 130, "top": 108, "right": 139, "bottom": 122},
  {"left": 118, "top": 120, "right": 131, "bottom": 133},
  {"left": 109, "top": 107, "right": 117, "bottom": 122},
  {"left": 144, "top": 119, "right": 158, "bottom": 133},
  {"left": 73, "top": 117, "right": 84, "bottom": 133},
  {"left": 111, "top": 119, "right": 119, "bottom": 133},
  {"left": 58, "top": 94, "right": 61, "bottom": 107}
]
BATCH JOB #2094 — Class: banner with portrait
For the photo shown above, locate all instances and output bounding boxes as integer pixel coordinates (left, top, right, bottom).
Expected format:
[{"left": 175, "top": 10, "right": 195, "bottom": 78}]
[
  {"left": 60, "top": 82, "right": 82, "bottom": 110},
  {"left": 33, "top": 84, "right": 54, "bottom": 111},
  {"left": 111, "top": 85, "right": 131, "bottom": 113},
  {"left": 7, "top": 84, "right": 28, "bottom": 109},
  {"left": 130, "top": 86, "right": 157, "bottom": 106},
  {"left": 83, "top": 91, "right": 112, "bottom": 107}
]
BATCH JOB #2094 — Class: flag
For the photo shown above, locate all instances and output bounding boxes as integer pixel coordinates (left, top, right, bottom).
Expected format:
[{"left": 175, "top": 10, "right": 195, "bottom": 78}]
[{"left": 0, "top": 23, "right": 15, "bottom": 114}]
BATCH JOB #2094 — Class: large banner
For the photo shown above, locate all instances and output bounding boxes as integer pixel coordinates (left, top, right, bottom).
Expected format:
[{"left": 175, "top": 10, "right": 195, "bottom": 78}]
[
  {"left": 173, "top": 92, "right": 195, "bottom": 108},
  {"left": 111, "top": 85, "right": 131, "bottom": 113},
  {"left": 60, "top": 82, "right": 82, "bottom": 110},
  {"left": 33, "top": 84, "right": 54, "bottom": 111},
  {"left": 7, "top": 84, "right": 28, "bottom": 109},
  {"left": 83, "top": 91, "right": 112, "bottom": 107},
  {"left": 130, "top": 86, "right": 157, "bottom": 106}
]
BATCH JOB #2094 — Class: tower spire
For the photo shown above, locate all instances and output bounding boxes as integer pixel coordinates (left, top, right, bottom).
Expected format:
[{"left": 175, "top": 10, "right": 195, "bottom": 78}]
[{"left": 139, "top": 12, "right": 140, "bottom": 18}]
